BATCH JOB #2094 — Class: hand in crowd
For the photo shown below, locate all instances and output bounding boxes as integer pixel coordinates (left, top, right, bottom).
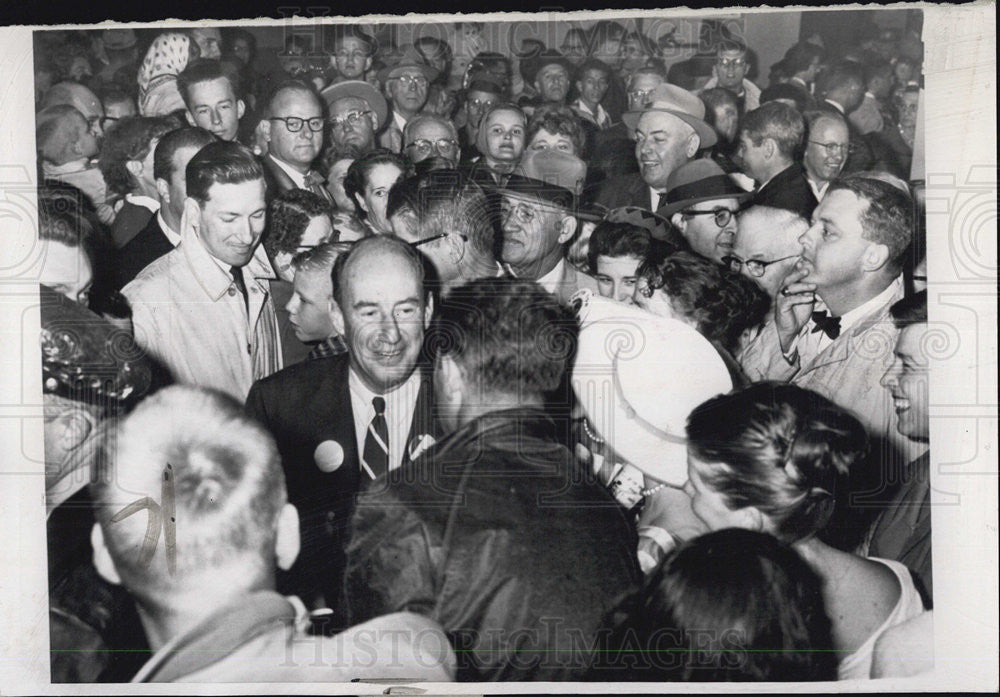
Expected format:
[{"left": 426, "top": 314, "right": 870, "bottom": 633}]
[{"left": 775, "top": 261, "right": 818, "bottom": 353}]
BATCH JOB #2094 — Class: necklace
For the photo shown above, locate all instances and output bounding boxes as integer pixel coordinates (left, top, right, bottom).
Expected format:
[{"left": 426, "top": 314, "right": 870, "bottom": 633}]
[
  {"left": 641, "top": 482, "right": 667, "bottom": 498},
  {"left": 581, "top": 418, "right": 604, "bottom": 444}
]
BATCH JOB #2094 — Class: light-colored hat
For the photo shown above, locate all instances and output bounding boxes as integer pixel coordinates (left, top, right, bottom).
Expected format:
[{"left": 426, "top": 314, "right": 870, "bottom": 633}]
[
  {"left": 571, "top": 291, "right": 733, "bottom": 486},
  {"left": 622, "top": 83, "right": 717, "bottom": 150},
  {"left": 320, "top": 80, "right": 389, "bottom": 129},
  {"left": 376, "top": 45, "right": 440, "bottom": 85}
]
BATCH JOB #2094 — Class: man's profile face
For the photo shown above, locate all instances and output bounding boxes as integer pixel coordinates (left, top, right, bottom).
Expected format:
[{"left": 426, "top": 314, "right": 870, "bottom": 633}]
[
  {"left": 326, "top": 157, "right": 355, "bottom": 211},
  {"left": 595, "top": 254, "right": 641, "bottom": 303},
  {"left": 40, "top": 241, "right": 93, "bottom": 306},
  {"left": 387, "top": 68, "right": 430, "bottom": 116},
  {"left": 69, "top": 112, "right": 100, "bottom": 160},
  {"left": 191, "top": 28, "right": 222, "bottom": 60},
  {"left": 881, "top": 322, "right": 930, "bottom": 441},
  {"left": 336, "top": 250, "right": 428, "bottom": 392},
  {"left": 798, "top": 188, "right": 873, "bottom": 290},
  {"left": 535, "top": 64, "right": 570, "bottom": 103},
  {"left": 735, "top": 131, "right": 768, "bottom": 183},
  {"left": 334, "top": 37, "right": 372, "bottom": 80},
  {"left": 677, "top": 198, "right": 740, "bottom": 264},
  {"left": 287, "top": 268, "right": 335, "bottom": 343},
  {"left": 500, "top": 193, "right": 565, "bottom": 273},
  {"left": 732, "top": 218, "right": 800, "bottom": 299},
  {"left": 716, "top": 49, "right": 748, "bottom": 90},
  {"left": 104, "top": 99, "right": 136, "bottom": 133},
  {"left": 803, "top": 118, "right": 849, "bottom": 184},
  {"left": 329, "top": 96, "right": 376, "bottom": 152},
  {"left": 266, "top": 89, "right": 324, "bottom": 169},
  {"left": 186, "top": 77, "right": 244, "bottom": 141},
  {"left": 634, "top": 111, "right": 696, "bottom": 190},
  {"left": 193, "top": 178, "right": 267, "bottom": 268}
]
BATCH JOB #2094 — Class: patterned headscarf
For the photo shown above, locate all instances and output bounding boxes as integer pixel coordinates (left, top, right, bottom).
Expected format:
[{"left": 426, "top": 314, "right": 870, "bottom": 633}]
[{"left": 137, "top": 33, "right": 195, "bottom": 115}]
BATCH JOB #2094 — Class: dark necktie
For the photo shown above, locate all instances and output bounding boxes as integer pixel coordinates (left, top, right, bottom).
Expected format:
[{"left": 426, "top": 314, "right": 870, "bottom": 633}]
[
  {"left": 362, "top": 396, "right": 389, "bottom": 480},
  {"left": 810, "top": 310, "right": 841, "bottom": 340},
  {"left": 303, "top": 171, "right": 334, "bottom": 204},
  {"left": 656, "top": 191, "right": 668, "bottom": 213},
  {"left": 230, "top": 265, "right": 248, "bottom": 312}
]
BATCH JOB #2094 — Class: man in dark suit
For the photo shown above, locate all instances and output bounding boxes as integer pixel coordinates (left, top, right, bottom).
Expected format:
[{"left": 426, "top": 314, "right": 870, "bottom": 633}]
[
  {"left": 113, "top": 127, "right": 215, "bottom": 290},
  {"left": 736, "top": 101, "right": 818, "bottom": 220},
  {"left": 245, "top": 235, "right": 438, "bottom": 623},
  {"left": 816, "top": 61, "right": 875, "bottom": 174},
  {"left": 258, "top": 79, "right": 335, "bottom": 206},
  {"left": 595, "top": 83, "right": 716, "bottom": 213}
]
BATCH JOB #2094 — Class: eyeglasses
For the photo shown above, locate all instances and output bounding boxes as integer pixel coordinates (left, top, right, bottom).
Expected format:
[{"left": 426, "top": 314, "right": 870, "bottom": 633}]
[
  {"left": 329, "top": 110, "right": 372, "bottom": 130},
  {"left": 336, "top": 49, "right": 369, "bottom": 60},
  {"left": 808, "top": 140, "right": 851, "bottom": 157},
  {"left": 466, "top": 98, "right": 498, "bottom": 111},
  {"left": 393, "top": 75, "right": 429, "bottom": 89},
  {"left": 410, "top": 231, "right": 467, "bottom": 247},
  {"left": 722, "top": 254, "right": 800, "bottom": 277},
  {"left": 270, "top": 116, "right": 325, "bottom": 133},
  {"left": 100, "top": 116, "right": 120, "bottom": 130},
  {"left": 628, "top": 88, "right": 653, "bottom": 105},
  {"left": 405, "top": 138, "right": 459, "bottom": 157},
  {"left": 717, "top": 57, "right": 747, "bottom": 69},
  {"left": 501, "top": 200, "right": 541, "bottom": 225},
  {"left": 682, "top": 207, "right": 739, "bottom": 228}
]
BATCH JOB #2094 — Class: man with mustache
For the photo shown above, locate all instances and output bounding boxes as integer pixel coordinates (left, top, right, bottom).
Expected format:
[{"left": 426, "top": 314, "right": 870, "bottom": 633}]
[{"left": 245, "top": 235, "right": 439, "bottom": 624}]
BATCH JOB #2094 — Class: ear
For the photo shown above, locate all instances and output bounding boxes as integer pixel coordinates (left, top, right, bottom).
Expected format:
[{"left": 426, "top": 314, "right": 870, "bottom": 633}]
[
  {"left": 185, "top": 110, "right": 197, "bottom": 127},
  {"left": 155, "top": 177, "right": 170, "bottom": 204},
  {"left": 742, "top": 506, "right": 769, "bottom": 534},
  {"left": 260, "top": 118, "right": 272, "bottom": 143},
  {"left": 275, "top": 503, "right": 301, "bottom": 571},
  {"left": 356, "top": 194, "right": 370, "bottom": 215},
  {"left": 125, "top": 159, "right": 143, "bottom": 181},
  {"left": 181, "top": 197, "right": 201, "bottom": 239},
  {"left": 763, "top": 138, "right": 777, "bottom": 160},
  {"left": 556, "top": 215, "right": 578, "bottom": 244},
  {"left": 363, "top": 57, "right": 373, "bottom": 73},
  {"left": 91, "top": 523, "right": 122, "bottom": 586},
  {"left": 685, "top": 131, "right": 701, "bottom": 158},
  {"left": 862, "top": 241, "right": 891, "bottom": 273},
  {"left": 437, "top": 354, "right": 464, "bottom": 400},
  {"left": 330, "top": 297, "right": 346, "bottom": 336},
  {"left": 446, "top": 230, "right": 466, "bottom": 263},
  {"left": 237, "top": 99, "right": 246, "bottom": 121},
  {"left": 423, "top": 292, "right": 435, "bottom": 330},
  {"left": 671, "top": 212, "right": 688, "bottom": 232}
]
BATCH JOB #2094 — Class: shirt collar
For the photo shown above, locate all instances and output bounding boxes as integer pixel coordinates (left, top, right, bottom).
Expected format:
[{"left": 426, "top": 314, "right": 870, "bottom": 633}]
[
  {"left": 181, "top": 224, "right": 276, "bottom": 301},
  {"left": 349, "top": 364, "right": 421, "bottom": 404},
  {"left": 806, "top": 175, "right": 830, "bottom": 202},
  {"left": 268, "top": 154, "right": 308, "bottom": 189},
  {"left": 393, "top": 111, "right": 408, "bottom": 133},
  {"left": 42, "top": 159, "right": 91, "bottom": 175},
  {"left": 837, "top": 276, "right": 903, "bottom": 335},
  {"left": 125, "top": 193, "right": 161, "bottom": 213},
  {"left": 157, "top": 211, "right": 181, "bottom": 247},
  {"left": 536, "top": 258, "right": 566, "bottom": 294},
  {"left": 824, "top": 98, "right": 846, "bottom": 114}
]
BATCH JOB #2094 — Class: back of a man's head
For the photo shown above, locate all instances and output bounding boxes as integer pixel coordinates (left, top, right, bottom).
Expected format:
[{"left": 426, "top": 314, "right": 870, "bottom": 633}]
[
  {"left": 817, "top": 60, "right": 865, "bottom": 99},
  {"left": 737, "top": 205, "right": 808, "bottom": 249},
  {"left": 413, "top": 170, "right": 495, "bottom": 261},
  {"left": 828, "top": 174, "right": 913, "bottom": 273},
  {"left": 91, "top": 386, "right": 286, "bottom": 613},
  {"left": 185, "top": 140, "right": 264, "bottom": 206},
  {"left": 434, "top": 277, "right": 577, "bottom": 401},
  {"left": 740, "top": 101, "right": 805, "bottom": 163},
  {"left": 152, "top": 127, "right": 217, "bottom": 183}
]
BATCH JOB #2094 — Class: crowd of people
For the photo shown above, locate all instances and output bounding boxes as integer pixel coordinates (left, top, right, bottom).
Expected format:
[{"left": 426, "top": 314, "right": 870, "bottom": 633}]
[{"left": 37, "top": 16, "right": 933, "bottom": 684}]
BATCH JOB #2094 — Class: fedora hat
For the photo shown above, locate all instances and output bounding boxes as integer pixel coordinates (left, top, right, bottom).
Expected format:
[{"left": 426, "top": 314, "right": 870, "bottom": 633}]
[
  {"left": 376, "top": 45, "right": 440, "bottom": 86},
  {"left": 657, "top": 158, "right": 750, "bottom": 218},
  {"left": 622, "top": 83, "right": 717, "bottom": 150},
  {"left": 571, "top": 291, "right": 733, "bottom": 486},
  {"left": 522, "top": 49, "right": 575, "bottom": 87},
  {"left": 319, "top": 80, "right": 388, "bottom": 129},
  {"left": 502, "top": 148, "right": 587, "bottom": 210}
]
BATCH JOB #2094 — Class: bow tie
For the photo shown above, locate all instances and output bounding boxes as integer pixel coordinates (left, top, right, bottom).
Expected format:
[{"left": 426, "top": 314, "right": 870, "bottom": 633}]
[
  {"left": 303, "top": 171, "right": 325, "bottom": 189},
  {"left": 810, "top": 310, "right": 841, "bottom": 340}
]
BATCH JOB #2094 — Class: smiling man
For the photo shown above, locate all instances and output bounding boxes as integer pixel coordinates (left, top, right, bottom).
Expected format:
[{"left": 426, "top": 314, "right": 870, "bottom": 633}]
[
  {"left": 595, "top": 83, "right": 716, "bottom": 212},
  {"left": 123, "top": 141, "right": 281, "bottom": 400},
  {"left": 245, "top": 235, "right": 438, "bottom": 618}
]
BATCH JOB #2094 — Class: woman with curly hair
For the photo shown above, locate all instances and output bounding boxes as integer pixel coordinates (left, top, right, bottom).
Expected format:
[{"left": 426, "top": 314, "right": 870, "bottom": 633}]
[
  {"left": 592, "top": 527, "right": 836, "bottom": 681},
  {"left": 525, "top": 104, "right": 587, "bottom": 156},
  {"left": 681, "top": 383, "right": 927, "bottom": 679}
]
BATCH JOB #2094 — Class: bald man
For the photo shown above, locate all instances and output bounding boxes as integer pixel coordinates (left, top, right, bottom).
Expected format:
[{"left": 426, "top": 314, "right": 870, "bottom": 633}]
[
  {"left": 728, "top": 205, "right": 809, "bottom": 300},
  {"left": 245, "top": 236, "right": 440, "bottom": 620}
]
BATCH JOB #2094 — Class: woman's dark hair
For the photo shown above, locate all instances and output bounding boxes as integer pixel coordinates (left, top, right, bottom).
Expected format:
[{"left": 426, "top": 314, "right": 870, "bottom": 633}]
[
  {"left": 594, "top": 528, "right": 836, "bottom": 682},
  {"left": 342, "top": 149, "right": 410, "bottom": 221},
  {"left": 586, "top": 221, "right": 651, "bottom": 275},
  {"left": 525, "top": 104, "right": 587, "bottom": 157},
  {"left": 638, "top": 251, "right": 770, "bottom": 354},
  {"left": 264, "top": 189, "right": 333, "bottom": 259},
  {"left": 97, "top": 116, "right": 175, "bottom": 196},
  {"left": 685, "top": 383, "right": 869, "bottom": 543}
]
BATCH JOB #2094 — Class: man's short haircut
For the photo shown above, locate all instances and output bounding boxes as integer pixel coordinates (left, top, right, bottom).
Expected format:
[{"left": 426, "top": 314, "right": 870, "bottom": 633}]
[
  {"left": 890, "top": 289, "right": 927, "bottom": 327},
  {"left": 586, "top": 221, "right": 652, "bottom": 274},
  {"left": 185, "top": 140, "right": 264, "bottom": 206},
  {"left": 264, "top": 188, "right": 332, "bottom": 259},
  {"left": 263, "top": 78, "right": 319, "bottom": 118},
  {"left": 717, "top": 38, "right": 748, "bottom": 56},
  {"left": 759, "top": 83, "right": 808, "bottom": 113},
  {"left": 402, "top": 113, "right": 459, "bottom": 146},
  {"left": 737, "top": 205, "right": 809, "bottom": 246},
  {"left": 152, "top": 126, "right": 217, "bottom": 182},
  {"left": 699, "top": 87, "right": 740, "bottom": 131},
  {"left": 828, "top": 174, "right": 913, "bottom": 270},
  {"left": 526, "top": 104, "right": 586, "bottom": 155},
  {"left": 99, "top": 87, "right": 133, "bottom": 109},
  {"left": 291, "top": 240, "right": 352, "bottom": 277},
  {"left": 91, "top": 386, "right": 285, "bottom": 605},
  {"left": 803, "top": 108, "right": 846, "bottom": 136},
  {"left": 97, "top": 116, "right": 175, "bottom": 196},
  {"left": 330, "top": 25, "right": 375, "bottom": 54},
  {"left": 222, "top": 28, "right": 257, "bottom": 56},
  {"left": 817, "top": 60, "right": 865, "bottom": 96},
  {"left": 740, "top": 101, "right": 805, "bottom": 161},
  {"left": 399, "top": 170, "right": 495, "bottom": 259},
  {"left": 434, "top": 277, "right": 577, "bottom": 397},
  {"left": 627, "top": 62, "right": 668, "bottom": 84},
  {"left": 782, "top": 42, "right": 825, "bottom": 75},
  {"left": 574, "top": 57, "right": 613, "bottom": 83},
  {"left": 331, "top": 234, "right": 427, "bottom": 307},
  {"left": 177, "top": 59, "right": 239, "bottom": 107}
]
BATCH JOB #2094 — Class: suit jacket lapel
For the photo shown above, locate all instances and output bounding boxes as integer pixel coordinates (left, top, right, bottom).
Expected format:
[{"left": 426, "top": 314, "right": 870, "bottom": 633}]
[
  {"left": 308, "top": 356, "right": 359, "bottom": 472},
  {"left": 629, "top": 174, "right": 648, "bottom": 209},
  {"left": 403, "top": 367, "right": 439, "bottom": 466},
  {"left": 801, "top": 304, "right": 892, "bottom": 374}
]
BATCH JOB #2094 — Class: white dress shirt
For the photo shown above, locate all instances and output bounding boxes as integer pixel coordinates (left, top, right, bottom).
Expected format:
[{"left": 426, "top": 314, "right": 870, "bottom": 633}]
[
  {"left": 156, "top": 211, "right": 181, "bottom": 247},
  {"left": 535, "top": 258, "right": 567, "bottom": 295},
  {"left": 348, "top": 368, "right": 422, "bottom": 473},
  {"left": 125, "top": 193, "right": 160, "bottom": 213}
]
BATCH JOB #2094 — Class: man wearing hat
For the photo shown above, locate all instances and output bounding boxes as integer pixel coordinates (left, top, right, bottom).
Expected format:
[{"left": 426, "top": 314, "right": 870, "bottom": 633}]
[
  {"left": 457, "top": 75, "right": 503, "bottom": 162},
  {"left": 499, "top": 148, "right": 599, "bottom": 304},
  {"left": 518, "top": 49, "right": 575, "bottom": 113},
  {"left": 377, "top": 46, "right": 438, "bottom": 153},
  {"left": 658, "top": 158, "right": 749, "bottom": 264},
  {"left": 595, "top": 83, "right": 717, "bottom": 212},
  {"left": 320, "top": 79, "right": 388, "bottom": 158}
]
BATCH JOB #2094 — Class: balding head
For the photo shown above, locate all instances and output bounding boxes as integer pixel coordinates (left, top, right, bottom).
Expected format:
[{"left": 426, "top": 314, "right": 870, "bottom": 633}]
[{"left": 733, "top": 206, "right": 809, "bottom": 299}]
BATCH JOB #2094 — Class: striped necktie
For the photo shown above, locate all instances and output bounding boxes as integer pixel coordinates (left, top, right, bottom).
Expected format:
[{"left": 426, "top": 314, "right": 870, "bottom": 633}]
[{"left": 361, "top": 396, "right": 389, "bottom": 480}]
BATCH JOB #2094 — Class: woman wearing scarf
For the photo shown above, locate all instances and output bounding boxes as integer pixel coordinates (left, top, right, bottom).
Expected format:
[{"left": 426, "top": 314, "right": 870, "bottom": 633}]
[{"left": 137, "top": 32, "right": 200, "bottom": 117}]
